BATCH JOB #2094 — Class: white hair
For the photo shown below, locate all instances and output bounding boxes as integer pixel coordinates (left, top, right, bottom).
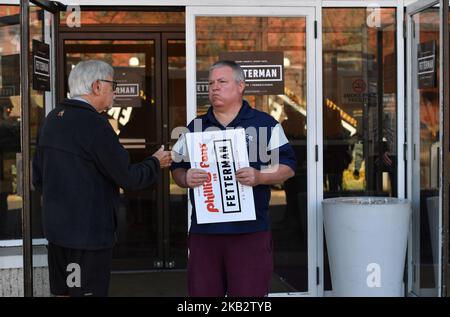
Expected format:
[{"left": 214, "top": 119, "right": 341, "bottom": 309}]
[{"left": 68, "top": 60, "right": 114, "bottom": 97}]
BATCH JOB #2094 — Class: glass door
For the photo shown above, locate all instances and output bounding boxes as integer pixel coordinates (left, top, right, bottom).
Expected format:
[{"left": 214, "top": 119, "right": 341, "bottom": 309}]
[
  {"left": 20, "top": 0, "right": 58, "bottom": 297},
  {"left": 186, "top": 6, "right": 317, "bottom": 296},
  {"left": 407, "top": 0, "right": 442, "bottom": 296},
  {"left": 321, "top": 6, "right": 399, "bottom": 294},
  {"left": 62, "top": 34, "right": 163, "bottom": 270},
  {"left": 162, "top": 33, "right": 188, "bottom": 270},
  {"left": 0, "top": 2, "right": 23, "bottom": 297},
  {"left": 61, "top": 32, "right": 188, "bottom": 271},
  {"left": 0, "top": 4, "right": 21, "bottom": 244},
  {"left": 446, "top": 0, "right": 450, "bottom": 299}
]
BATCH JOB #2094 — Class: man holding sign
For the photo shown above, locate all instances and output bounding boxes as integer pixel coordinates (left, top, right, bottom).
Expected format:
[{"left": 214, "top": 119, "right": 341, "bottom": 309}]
[
  {"left": 184, "top": 127, "right": 257, "bottom": 224},
  {"left": 171, "top": 60, "right": 296, "bottom": 297}
]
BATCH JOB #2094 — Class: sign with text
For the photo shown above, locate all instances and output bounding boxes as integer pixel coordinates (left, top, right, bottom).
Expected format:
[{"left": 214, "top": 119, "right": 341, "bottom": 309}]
[
  {"left": 338, "top": 74, "right": 378, "bottom": 108},
  {"left": 185, "top": 128, "right": 256, "bottom": 224},
  {"left": 113, "top": 67, "right": 145, "bottom": 108},
  {"left": 219, "top": 51, "right": 284, "bottom": 95},
  {"left": 418, "top": 41, "right": 436, "bottom": 89},
  {"left": 340, "top": 76, "right": 368, "bottom": 106},
  {"left": 32, "top": 40, "right": 50, "bottom": 91},
  {"left": 196, "top": 71, "right": 210, "bottom": 106}
]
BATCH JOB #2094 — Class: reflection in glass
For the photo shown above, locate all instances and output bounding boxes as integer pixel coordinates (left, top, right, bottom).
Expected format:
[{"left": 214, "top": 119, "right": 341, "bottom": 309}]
[
  {"left": 64, "top": 40, "right": 156, "bottom": 142},
  {"left": 196, "top": 16, "right": 307, "bottom": 292},
  {"left": 65, "top": 40, "right": 159, "bottom": 270},
  {"left": 60, "top": 11, "right": 185, "bottom": 26},
  {"left": 29, "top": 5, "right": 52, "bottom": 296},
  {"left": 412, "top": 8, "right": 440, "bottom": 296},
  {"left": 323, "top": 8, "right": 397, "bottom": 198},
  {"left": 167, "top": 39, "right": 188, "bottom": 269},
  {"left": 322, "top": 8, "right": 397, "bottom": 291},
  {"left": 0, "top": 6, "right": 21, "bottom": 243},
  {"left": 29, "top": 7, "right": 47, "bottom": 242}
]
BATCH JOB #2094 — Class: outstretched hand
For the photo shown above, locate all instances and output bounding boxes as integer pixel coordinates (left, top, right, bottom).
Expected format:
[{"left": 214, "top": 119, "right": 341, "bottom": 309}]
[{"left": 152, "top": 145, "right": 172, "bottom": 168}]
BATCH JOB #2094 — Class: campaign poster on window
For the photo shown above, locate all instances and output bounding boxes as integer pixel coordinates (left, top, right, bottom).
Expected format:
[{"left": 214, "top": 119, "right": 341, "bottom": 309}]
[
  {"left": 113, "top": 66, "right": 145, "bottom": 108},
  {"left": 196, "top": 70, "right": 210, "bottom": 107},
  {"left": 32, "top": 40, "right": 50, "bottom": 91},
  {"left": 418, "top": 41, "right": 436, "bottom": 89},
  {"left": 185, "top": 128, "right": 256, "bottom": 224},
  {"left": 219, "top": 51, "right": 284, "bottom": 95}
]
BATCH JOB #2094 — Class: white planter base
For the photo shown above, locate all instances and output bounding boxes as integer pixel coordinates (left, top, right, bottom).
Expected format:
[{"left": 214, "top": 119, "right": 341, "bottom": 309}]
[{"left": 323, "top": 197, "right": 411, "bottom": 297}]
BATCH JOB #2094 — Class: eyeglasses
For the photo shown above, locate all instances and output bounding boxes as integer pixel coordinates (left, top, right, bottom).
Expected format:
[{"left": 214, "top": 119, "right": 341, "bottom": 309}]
[{"left": 99, "top": 79, "right": 118, "bottom": 91}]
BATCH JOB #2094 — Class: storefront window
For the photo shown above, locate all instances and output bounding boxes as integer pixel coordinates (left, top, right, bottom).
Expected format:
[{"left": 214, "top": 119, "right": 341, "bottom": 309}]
[
  {"left": 29, "top": 6, "right": 49, "bottom": 244},
  {"left": 196, "top": 17, "right": 306, "bottom": 116},
  {"left": 322, "top": 7, "right": 397, "bottom": 292},
  {"left": 59, "top": 10, "right": 185, "bottom": 26},
  {"left": 323, "top": 8, "right": 397, "bottom": 197},
  {"left": 196, "top": 16, "right": 309, "bottom": 292},
  {"left": 65, "top": 39, "right": 155, "bottom": 139},
  {"left": 0, "top": 5, "right": 21, "bottom": 242},
  {"left": 448, "top": 4, "right": 450, "bottom": 296},
  {"left": 411, "top": 6, "right": 441, "bottom": 296}
]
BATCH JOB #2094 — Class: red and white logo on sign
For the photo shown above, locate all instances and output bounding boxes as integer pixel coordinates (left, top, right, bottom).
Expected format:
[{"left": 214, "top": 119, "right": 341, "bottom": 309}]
[{"left": 352, "top": 79, "right": 367, "bottom": 93}]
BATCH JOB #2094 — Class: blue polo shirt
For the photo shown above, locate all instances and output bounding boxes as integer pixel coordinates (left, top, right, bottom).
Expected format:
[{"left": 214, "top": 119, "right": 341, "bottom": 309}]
[{"left": 170, "top": 100, "right": 297, "bottom": 234}]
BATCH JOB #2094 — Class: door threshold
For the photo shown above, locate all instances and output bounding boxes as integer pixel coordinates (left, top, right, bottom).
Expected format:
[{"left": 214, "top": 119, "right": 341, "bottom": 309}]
[
  {"left": 111, "top": 269, "right": 187, "bottom": 274},
  {"left": 268, "top": 292, "right": 311, "bottom": 297}
]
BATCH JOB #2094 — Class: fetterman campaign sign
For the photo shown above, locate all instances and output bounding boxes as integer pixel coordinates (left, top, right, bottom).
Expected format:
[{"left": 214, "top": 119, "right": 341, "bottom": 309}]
[{"left": 185, "top": 129, "right": 256, "bottom": 224}]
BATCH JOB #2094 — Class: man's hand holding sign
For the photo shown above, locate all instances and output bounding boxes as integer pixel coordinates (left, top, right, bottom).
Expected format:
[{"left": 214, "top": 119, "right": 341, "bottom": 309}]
[
  {"left": 185, "top": 168, "right": 209, "bottom": 188},
  {"left": 184, "top": 128, "right": 257, "bottom": 224}
]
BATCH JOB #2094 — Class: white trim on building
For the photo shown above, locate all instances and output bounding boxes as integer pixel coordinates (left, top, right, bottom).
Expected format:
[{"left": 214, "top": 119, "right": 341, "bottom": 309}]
[{"left": 0, "top": 0, "right": 444, "bottom": 297}]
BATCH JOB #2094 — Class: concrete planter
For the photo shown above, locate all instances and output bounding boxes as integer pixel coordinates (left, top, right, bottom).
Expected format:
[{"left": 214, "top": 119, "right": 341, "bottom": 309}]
[{"left": 323, "top": 197, "right": 411, "bottom": 297}]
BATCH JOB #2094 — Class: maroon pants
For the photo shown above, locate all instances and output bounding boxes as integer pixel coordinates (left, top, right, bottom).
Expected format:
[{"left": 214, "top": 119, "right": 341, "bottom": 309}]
[{"left": 187, "top": 231, "right": 273, "bottom": 297}]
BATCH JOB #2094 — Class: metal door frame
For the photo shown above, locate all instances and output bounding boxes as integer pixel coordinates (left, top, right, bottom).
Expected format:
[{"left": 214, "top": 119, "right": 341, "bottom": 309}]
[
  {"left": 20, "top": 0, "right": 59, "bottom": 297},
  {"left": 161, "top": 32, "right": 186, "bottom": 268},
  {"left": 406, "top": 0, "right": 449, "bottom": 297},
  {"left": 186, "top": 5, "right": 319, "bottom": 296},
  {"left": 59, "top": 31, "right": 166, "bottom": 268},
  {"left": 58, "top": 29, "right": 188, "bottom": 270}
]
